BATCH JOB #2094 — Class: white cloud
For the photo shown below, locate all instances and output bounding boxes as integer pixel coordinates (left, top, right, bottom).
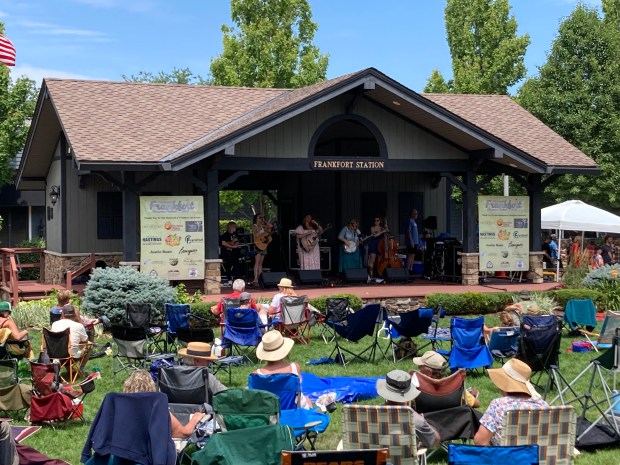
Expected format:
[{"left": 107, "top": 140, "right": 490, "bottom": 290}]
[{"left": 10, "top": 64, "right": 104, "bottom": 85}]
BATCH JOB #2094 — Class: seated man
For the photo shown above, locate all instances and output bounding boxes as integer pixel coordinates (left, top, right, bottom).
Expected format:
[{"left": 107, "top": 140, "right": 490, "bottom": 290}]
[{"left": 51, "top": 304, "right": 92, "bottom": 373}]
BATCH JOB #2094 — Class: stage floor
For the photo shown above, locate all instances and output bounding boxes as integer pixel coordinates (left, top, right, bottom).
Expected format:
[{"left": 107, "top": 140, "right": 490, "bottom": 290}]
[{"left": 210, "top": 276, "right": 561, "bottom": 302}]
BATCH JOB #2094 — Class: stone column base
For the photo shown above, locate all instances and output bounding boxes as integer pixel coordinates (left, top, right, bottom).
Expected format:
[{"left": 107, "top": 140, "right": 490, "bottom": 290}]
[
  {"left": 205, "top": 259, "right": 222, "bottom": 295},
  {"left": 459, "top": 253, "right": 480, "bottom": 286}
]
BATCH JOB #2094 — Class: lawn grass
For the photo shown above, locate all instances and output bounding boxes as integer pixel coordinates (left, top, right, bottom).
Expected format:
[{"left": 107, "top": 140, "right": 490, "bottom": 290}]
[{"left": 7, "top": 313, "right": 620, "bottom": 465}]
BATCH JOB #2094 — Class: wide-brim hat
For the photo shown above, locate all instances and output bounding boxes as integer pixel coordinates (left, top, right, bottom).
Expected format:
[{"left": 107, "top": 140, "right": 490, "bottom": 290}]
[
  {"left": 376, "top": 370, "right": 420, "bottom": 403},
  {"left": 487, "top": 358, "right": 540, "bottom": 399},
  {"left": 277, "top": 278, "right": 294, "bottom": 288},
  {"left": 178, "top": 341, "right": 218, "bottom": 361},
  {"left": 412, "top": 351, "right": 446, "bottom": 370},
  {"left": 256, "top": 330, "right": 294, "bottom": 361}
]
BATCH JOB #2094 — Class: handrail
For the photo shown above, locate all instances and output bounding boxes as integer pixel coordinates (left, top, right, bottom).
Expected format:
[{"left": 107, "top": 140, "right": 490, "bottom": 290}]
[{"left": 66, "top": 253, "right": 96, "bottom": 291}]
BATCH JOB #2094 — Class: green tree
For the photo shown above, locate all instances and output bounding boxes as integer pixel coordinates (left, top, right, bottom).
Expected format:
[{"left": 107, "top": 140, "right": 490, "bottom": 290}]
[
  {"left": 518, "top": 6, "right": 620, "bottom": 208},
  {"left": 424, "top": 0, "right": 529, "bottom": 94},
  {"left": 209, "top": 0, "right": 328, "bottom": 88},
  {"left": 122, "top": 67, "right": 207, "bottom": 84},
  {"left": 0, "top": 24, "right": 38, "bottom": 188}
]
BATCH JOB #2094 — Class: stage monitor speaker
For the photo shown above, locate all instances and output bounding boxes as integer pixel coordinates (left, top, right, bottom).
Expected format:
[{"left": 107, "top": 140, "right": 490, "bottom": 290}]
[
  {"left": 385, "top": 268, "right": 410, "bottom": 282},
  {"left": 297, "top": 270, "right": 323, "bottom": 286},
  {"left": 259, "top": 271, "right": 287, "bottom": 288},
  {"left": 344, "top": 268, "right": 368, "bottom": 283}
]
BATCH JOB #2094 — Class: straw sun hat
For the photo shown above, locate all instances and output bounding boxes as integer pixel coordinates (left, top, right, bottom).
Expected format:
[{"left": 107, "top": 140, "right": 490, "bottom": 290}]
[
  {"left": 376, "top": 370, "right": 420, "bottom": 403},
  {"left": 178, "top": 341, "right": 218, "bottom": 361},
  {"left": 277, "top": 278, "right": 294, "bottom": 288},
  {"left": 487, "top": 358, "right": 541, "bottom": 399},
  {"left": 256, "top": 330, "right": 294, "bottom": 361}
]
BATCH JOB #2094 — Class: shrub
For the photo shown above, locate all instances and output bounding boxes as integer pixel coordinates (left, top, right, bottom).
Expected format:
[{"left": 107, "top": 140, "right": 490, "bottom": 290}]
[
  {"left": 82, "top": 267, "right": 176, "bottom": 323},
  {"left": 189, "top": 301, "right": 219, "bottom": 327},
  {"left": 425, "top": 292, "right": 514, "bottom": 315},
  {"left": 309, "top": 293, "right": 364, "bottom": 312}
]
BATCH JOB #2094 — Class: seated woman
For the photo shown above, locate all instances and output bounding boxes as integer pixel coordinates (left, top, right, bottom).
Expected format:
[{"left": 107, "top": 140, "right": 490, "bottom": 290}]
[
  {"left": 253, "top": 330, "right": 312, "bottom": 408},
  {"left": 123, "top": 370, "right": 207, "bottom": 440},
  {"left": 474, "top": 358, "right": 548, "bottom": 446},
  {"left": 0, "top": 301, "right": 28, "bottom": 341},
  {"left": 411, "top": 350, "right": 480, "bottom": 408}
]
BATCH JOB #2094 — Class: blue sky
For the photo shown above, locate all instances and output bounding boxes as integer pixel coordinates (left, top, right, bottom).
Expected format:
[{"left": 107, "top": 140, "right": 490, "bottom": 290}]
[{"left": 0, "top": 0, "right": 601, "bottom": 92}]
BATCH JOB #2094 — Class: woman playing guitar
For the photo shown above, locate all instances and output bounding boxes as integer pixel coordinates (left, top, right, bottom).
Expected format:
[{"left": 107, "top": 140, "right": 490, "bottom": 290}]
[
  {"left": 338, "top": 218, "right": 363, "bottom": 273},
  {"left": 251, "top": 213, "right": 272, "bottom": 286},
  {"left": 295, "top": 214, "right": 323, "bottom": 270}
]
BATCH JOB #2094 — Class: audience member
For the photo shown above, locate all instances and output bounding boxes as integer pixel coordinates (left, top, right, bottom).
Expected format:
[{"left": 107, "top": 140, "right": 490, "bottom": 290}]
[
  {"left": 376, "top": 369, "right": 440, "bottom": 449},
  {"left": 474, "top": 359, "right": 548, "bottom": 446},
  {"left": 123, "top": 370, "right": 208, "bottom": 440},
  {"left": 411, "top": 350, "right": 480, "bottom": 408},
  {"left": 253, "top": 330, "right": 312, "bottom": 408}
]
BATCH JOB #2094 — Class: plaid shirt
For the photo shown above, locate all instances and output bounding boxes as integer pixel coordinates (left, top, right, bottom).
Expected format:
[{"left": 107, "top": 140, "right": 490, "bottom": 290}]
[{"left": 479, "top": 395, "right": 549, "bottom": 445}]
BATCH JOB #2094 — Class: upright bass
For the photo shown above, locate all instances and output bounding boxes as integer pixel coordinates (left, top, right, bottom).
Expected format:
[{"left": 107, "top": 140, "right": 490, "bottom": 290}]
[{"left": 376, "top": 217, "right": 403, "bottom": 277}]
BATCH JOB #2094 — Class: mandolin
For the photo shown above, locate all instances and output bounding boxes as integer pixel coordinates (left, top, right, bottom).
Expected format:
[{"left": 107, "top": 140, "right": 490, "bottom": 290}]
[{"left": 301, "top": 224, "right": 332, "bottom": 252}]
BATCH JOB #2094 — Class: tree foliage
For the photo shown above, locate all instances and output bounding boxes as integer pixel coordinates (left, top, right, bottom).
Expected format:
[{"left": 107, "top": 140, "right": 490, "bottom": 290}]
[
  {"left": 209, "top": 0, "right": 328, "bottom": 88},
  {"left": 424, "top": 0, "right": 529, "bottom": 94},
  {"left": 122, "top": 67, "right": 207, "bottom": 84},
  {"left": 0, "top": 23, "right": 38, "bottom": 188},
  {"left": 518, "top": 6, "right": 620, "bottom": 208}
]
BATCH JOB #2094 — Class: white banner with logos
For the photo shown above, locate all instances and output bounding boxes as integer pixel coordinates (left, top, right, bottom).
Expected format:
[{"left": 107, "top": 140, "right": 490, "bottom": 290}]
[
  {"left": 478, "top": 196, "right": 530, "bottom": 272},
  {"left": 140, "top": 196, "right": 204, "bottom": 280}
]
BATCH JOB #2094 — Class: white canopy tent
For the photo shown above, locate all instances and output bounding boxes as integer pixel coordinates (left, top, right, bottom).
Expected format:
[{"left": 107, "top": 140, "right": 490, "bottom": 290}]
[{"left": 541, "top": 200, "right": 620, "bottom": 280}]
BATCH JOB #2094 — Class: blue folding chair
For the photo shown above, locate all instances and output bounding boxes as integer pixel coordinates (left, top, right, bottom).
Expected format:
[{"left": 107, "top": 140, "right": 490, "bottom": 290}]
[
  {"left": 222, "top": 308, "right": 263, "bottom": 364},
  {"left": 326, "top": 303, "right": 384, "bottom": 367},
  {"left": 563, "top": 299, "right": 597, "bottom": 334},
  {"left": 487, "top": 326, "right": 520, "bottom": 363},
  {"left": 447, "top": 316, "right": 493, "bottom": 371},
  {"left": 248, "top": 373, "right": 330, "bottom": 450},
  {"left": 448, "top": 444, "right": 539, "bottom": 465},
  {"left": 380, "top": 307, "right": 434, "bottom": 362}
]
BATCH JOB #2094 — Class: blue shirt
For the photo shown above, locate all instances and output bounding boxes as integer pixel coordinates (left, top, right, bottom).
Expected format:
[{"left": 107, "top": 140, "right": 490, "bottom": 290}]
[{"left": 407, "top": 218, "right": 419, "bottom": 247}]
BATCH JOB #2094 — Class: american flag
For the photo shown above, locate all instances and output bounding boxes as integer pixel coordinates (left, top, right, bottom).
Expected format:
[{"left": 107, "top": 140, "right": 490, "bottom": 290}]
[{"left": 0, "top": 34, "right": 16, "bottom": 66}]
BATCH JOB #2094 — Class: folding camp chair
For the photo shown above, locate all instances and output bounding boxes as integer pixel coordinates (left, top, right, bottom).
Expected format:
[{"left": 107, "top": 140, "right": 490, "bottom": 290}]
[
  {"left": 192, "top": 424, "right": 295, "bottom": 465},
  {"left": 500, "top": 406, "right": 576, "bottom": 465},
  {"left": 0, "top": 358, "right": 31, "bottom": 416},
  {"left": 157, "top": 365, "right": 212, "bottom": 424},
  {"left": 111, "top": 325, "right": 172, "bottom": 381},
  {"left": 341, "top": 404, "right": 425, "bottom": 465},
  {"left": 81, "top": 392, "right": 177, "bottom": 465},
  {"left": 445, "top": 316, "right": 493, "bottom": 372},
  {"left": 248, "top": 373, "right": 330, "bottom": 450},
  {"left": 448, "top": 444, "right": 539, "bottom": 465},
  {"left": 212, "top": 388, "right": 280, "bottom": 432},
  {"left": 126, "top": 303, "right": 168, "bottom": 354},
  {"left": 277, "top": 296, "right": 311, "bottom": 345},
  {"left": 487, "top": 326, "right": 520, "bottom": 363},
  {"left": 282, "top": 448, "right": 388, "bottom": 465},
  {"left": 317, "top": 297, "right": 349, "bottom": 344},
  {"left": 327, "top": 303, "right": 384, "bottom": 367},
  {"left": 221, "top": 308, "right": 263, "bottom": 364},
  {"left": 379, "top": 307, "right": 434, "bottom": 362},
  {"left": 41, "top": 327, "right": 91, "bottom": 383},
  {"left": 563, "top": 299, "right": 597, "bottom": 334},
  {"left": 515, "top": 315, "right": 562, "bottom": 397}
]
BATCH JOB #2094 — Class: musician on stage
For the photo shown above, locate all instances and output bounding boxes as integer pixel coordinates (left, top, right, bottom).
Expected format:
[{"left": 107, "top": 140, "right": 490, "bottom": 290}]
[
  {"left": 295, "top": 214, "right": 323, "bottom": 270},
  {"left": 220, "top": 221, "right": 241, "bottom": 283},
  {"left": 367, "top": 217, "right": 387, "bottom": 281},
  {"left": 251, "top": 213, "right": 272, "bottom": 286},
  {"left": 338, "top": 218, "right": 363, "bottom": 273}
]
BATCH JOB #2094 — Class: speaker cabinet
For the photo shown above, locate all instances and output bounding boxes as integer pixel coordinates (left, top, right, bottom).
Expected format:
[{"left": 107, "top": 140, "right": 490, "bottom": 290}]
[
  {"left": 385, "top": 267, "right": 410, "bottom": 282},
  {"left": 344, "top": 268, "right": 368, "bottom": 283},
  {"left": 297, "top": 270, "right": 324, "bottom": 286},
  {"left": 259, "top": 271, "right": 287, "bottom": 288}
]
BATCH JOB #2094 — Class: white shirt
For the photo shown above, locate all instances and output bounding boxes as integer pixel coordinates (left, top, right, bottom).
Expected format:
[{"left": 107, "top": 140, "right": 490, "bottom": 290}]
[{"left": 51, "top": 319, "right": 88, "bottom": 357}]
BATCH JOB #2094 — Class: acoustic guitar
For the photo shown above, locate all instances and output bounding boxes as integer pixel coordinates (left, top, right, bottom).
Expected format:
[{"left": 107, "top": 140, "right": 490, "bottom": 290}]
[
  {"left": 301, "top": 224, "right": 332, "bottom": 252},
  {"left": 254, "top": 231, "right": 273, "bottom": 251}
]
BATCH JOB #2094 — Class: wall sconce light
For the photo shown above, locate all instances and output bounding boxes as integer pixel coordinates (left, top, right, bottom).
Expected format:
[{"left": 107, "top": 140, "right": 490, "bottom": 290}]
[{"left": 49, "top": 185, "right": 61, "bottom": 206}]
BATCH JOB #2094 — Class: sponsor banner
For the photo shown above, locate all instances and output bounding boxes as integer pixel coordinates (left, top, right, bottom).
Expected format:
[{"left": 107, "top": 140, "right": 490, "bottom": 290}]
[
  {"left": 140, "top": 196, "right": 204, "bottom": 280},
  {"left": 478, "top": 196, "right": 530, "bottom": 272}
]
